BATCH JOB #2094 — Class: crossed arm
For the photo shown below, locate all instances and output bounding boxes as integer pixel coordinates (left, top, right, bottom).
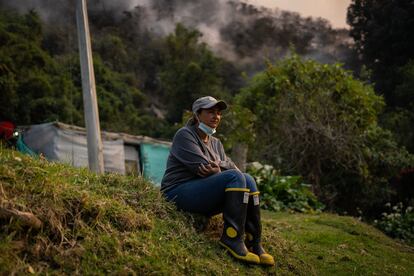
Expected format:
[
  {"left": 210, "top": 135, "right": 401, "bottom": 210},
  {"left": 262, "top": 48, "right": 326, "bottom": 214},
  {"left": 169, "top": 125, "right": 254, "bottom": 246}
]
[
  {"left": 197, "top": 160, "right": 221, "bottom": 177},
  {"left": 171, "top": 128, "right": 238, "bottom": 178}
]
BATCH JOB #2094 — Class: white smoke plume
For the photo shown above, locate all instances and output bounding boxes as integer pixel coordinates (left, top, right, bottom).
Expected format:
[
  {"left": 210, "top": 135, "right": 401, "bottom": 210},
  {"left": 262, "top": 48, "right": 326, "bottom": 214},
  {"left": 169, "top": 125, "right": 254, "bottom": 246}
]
[{"left": 0, "top": 0, "right": 354, "bottom": 71}]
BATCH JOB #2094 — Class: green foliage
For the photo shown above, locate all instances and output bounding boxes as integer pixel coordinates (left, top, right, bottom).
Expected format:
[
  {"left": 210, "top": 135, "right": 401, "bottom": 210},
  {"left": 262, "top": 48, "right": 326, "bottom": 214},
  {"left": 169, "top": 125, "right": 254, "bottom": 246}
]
[
  {"left": 347, "top": 0, "right": 414, "bottom": 104},
  {"left": 1, "top": 8, "right": 241, "bottom": 139},
  {"left": 216, "top": 104, "right": 256, "bottom": 151},
  {"left": 238, "top": 54, "right": 383, "bottom": 180},
  {"left": 89, "top": 57, "right": 147, "bottom": 134},
  {"left": 0, "top": 10, "right": 170, "bottom": 137},
  {"left": 247, "top": 162, "right": 324, "bottom": 213},
  {"left": 381, "top": 109, "right": 414, "bottom": 153},
  {"left": 375, "top": 203, "right": 414, "bottom": 245},
  {"left": 347, "top": 0, "right": 414, "bottom": 154},
  {"left": 380, "top": 60, "right": 414, "bottom": 153},
  {"left": 0, "top": 10, "right": 81, "bottom": 124},
  {"left": 94, "top": 34, "right": 129, "bottom": 72},
  {"left": 160, "top": 24, "right": 228, "bottom": 123},
  {"left": 395, "top": 60, "right": 414, "bottom": 108},
  {"left": 323, "top": 125, "right": 414, "bottom": 216},
  {"left": 238, "top": 54, "right": 414, "bottom": 215}
]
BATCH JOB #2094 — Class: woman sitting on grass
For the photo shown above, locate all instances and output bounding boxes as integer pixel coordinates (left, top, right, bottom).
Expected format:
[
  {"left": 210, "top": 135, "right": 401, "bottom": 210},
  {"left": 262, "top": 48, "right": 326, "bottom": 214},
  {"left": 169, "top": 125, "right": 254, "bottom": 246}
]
[{"left": 161, "top": 96, "right": 274, "bottom": 266}]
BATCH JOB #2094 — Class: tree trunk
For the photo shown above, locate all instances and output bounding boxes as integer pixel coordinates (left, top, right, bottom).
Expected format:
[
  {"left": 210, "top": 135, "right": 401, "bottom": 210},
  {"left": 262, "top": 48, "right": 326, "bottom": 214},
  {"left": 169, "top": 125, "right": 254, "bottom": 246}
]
[{"left": 231, "top": 142, "right": 248, "bottom": 172}]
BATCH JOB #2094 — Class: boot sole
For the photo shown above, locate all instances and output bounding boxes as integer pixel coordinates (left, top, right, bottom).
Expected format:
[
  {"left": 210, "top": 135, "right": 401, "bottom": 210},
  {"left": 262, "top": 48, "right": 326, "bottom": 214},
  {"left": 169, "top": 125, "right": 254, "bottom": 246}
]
[
  {"left": 219, "top": 241, "right": 260, "bottom": 264},
  {"left": 259, "top": 254, "right": 275, "bottom": 266}
]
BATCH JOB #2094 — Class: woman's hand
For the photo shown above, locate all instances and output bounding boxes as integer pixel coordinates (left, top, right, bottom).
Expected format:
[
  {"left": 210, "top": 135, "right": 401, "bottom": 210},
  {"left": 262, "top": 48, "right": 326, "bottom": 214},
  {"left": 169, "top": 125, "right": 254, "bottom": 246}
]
[{"left": 197, "top": 161, "right": 221, "bottom": 177}]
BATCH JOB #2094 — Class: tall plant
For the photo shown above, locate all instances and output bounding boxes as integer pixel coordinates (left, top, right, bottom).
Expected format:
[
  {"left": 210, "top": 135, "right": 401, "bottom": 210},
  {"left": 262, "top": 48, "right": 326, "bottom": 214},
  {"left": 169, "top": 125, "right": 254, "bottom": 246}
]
[
  {"left": 237, "top": 54, "right": 414, "bottom": 214},
  {"left": 238, "top": 54, "right": 383, "bottom": 184}
]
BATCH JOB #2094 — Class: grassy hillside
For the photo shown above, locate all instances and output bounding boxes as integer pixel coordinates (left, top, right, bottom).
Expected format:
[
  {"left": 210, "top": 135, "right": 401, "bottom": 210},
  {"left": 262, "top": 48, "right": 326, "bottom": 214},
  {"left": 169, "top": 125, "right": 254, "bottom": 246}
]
[{"left": 1, "top": 147, "right": 413, "bottom": 275}]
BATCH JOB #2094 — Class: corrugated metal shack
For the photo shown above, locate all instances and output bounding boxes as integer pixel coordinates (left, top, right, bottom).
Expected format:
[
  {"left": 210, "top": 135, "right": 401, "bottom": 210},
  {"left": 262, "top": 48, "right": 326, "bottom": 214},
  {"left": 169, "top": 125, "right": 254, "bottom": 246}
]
[{"left": 20, "top": 122, "right": 171, "bottom": 186}]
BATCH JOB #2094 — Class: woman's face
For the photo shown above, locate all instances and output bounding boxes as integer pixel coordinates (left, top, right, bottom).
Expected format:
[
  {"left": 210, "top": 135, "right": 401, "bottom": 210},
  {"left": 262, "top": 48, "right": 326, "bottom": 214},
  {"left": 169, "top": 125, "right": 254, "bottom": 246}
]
[{"left": 198, "top": 106, "right": 222, "bottom": 129}]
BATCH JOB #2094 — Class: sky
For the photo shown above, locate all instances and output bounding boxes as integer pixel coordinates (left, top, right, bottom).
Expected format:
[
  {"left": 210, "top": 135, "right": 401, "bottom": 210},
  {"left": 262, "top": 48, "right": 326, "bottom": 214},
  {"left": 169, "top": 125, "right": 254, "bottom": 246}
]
[{"left": 245, "top": 0, "right": 352, "bottom": 28}]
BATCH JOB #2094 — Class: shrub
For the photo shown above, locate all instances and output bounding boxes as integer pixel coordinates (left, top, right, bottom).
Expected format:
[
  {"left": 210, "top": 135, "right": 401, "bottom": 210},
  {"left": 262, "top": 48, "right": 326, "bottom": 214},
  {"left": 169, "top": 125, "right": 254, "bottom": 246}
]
[
  {"left": 247, "top": 162, "right": 324, "bottom": 213},
  {"left": 374, "top": 202, "right": 414, "bottom": 245},
  {"left": 320, "top": 126, "right": 414, "bottom": 217},
  {"left": 237, "top": 54, "right": 384, "bottom": 185},
  {"left": 237, "top": 54, "right": 414, "bottom": 216}
]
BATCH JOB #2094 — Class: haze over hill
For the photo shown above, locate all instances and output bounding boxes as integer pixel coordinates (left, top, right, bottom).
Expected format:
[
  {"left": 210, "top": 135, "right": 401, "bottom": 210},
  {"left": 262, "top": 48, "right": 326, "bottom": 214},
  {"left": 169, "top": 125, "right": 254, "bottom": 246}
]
[{"left": 0, "top": 0, "right": 355, "bottom": 73}]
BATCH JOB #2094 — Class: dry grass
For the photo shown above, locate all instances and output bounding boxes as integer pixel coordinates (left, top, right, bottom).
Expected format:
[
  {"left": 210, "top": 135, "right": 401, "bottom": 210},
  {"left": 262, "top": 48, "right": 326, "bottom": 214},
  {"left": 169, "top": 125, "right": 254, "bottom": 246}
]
[{"left": 1, "top": 147, "right": 414, "bottom": 275}]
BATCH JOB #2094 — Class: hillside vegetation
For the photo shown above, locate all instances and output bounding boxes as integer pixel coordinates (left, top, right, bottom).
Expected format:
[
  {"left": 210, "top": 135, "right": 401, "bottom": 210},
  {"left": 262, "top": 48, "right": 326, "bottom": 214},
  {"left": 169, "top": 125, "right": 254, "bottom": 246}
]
[
  {"left": 1, "top": 147, "right": 413, "bottom": 275},
  {"left": 1, "top": 3, "right": 413, "bottom": 221}
]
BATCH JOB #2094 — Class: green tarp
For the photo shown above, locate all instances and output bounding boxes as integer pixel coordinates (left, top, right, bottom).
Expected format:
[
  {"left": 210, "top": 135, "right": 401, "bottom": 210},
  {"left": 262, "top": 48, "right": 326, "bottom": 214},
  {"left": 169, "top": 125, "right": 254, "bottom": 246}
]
[
  {"left": 16, "top": 135, "right": 37, "bottom": 157},
  {"left": 140, "top": 143, "right": 170, "bottom": 186}
]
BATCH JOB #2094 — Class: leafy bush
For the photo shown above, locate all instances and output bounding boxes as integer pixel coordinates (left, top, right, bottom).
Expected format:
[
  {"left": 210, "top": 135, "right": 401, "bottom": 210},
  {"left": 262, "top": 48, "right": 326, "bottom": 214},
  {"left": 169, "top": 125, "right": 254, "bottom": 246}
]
[
  {"left": 374, "top": 202, "right": 414, "bottom": 245},
  {"left": 320, "top": 126, "right": 414, "bottom": 217},
  {"left": 237, "top": 54, "right": 384, "bottom": 183},
  {"left": 237, "top": 54, "right": 414, "bottom": 216},
  {"left": 247, "top": 162, "right": 324, "bottom": 213}
]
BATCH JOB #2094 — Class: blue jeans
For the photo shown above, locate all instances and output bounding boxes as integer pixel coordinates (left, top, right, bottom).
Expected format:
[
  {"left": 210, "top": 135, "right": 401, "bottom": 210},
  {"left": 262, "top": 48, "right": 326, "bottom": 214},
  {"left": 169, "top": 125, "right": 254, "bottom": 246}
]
[{"left": 163, "top": 169, "right": 258, "bottom": 216}]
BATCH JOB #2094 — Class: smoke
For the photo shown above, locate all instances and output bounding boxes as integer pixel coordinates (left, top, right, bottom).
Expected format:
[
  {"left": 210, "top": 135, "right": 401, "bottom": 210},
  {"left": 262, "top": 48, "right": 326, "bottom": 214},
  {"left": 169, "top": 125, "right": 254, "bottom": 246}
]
[
  {"left": 0, "top": 0, "right": 354, "bottom": 71},
  {"left": 124, "top": 0, "right": 353, "bottom": 69}
]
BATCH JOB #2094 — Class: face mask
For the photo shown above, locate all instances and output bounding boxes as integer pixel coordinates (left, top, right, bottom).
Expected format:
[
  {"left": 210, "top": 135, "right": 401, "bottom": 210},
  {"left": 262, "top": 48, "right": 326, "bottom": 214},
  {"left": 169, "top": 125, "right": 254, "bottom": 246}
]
[{"left": 198, "top": 122, "right": 216, "bottom": 136}]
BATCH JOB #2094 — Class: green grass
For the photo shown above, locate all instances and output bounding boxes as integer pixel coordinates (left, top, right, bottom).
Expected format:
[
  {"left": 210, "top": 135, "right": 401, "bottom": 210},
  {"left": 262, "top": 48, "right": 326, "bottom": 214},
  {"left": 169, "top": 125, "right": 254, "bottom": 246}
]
[
  {"left": 1, "top": 147, "right": 413, "bottom": 275},
  {"left": 264, "top": 212, "right": 414, "bottom": 275}
]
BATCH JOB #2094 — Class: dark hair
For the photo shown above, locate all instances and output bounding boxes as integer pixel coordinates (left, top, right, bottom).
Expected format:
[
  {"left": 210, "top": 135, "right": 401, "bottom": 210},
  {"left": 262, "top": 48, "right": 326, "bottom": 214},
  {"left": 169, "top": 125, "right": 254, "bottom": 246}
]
[{"left": 187, "top": 110, "right": 201, "bottom": 126}]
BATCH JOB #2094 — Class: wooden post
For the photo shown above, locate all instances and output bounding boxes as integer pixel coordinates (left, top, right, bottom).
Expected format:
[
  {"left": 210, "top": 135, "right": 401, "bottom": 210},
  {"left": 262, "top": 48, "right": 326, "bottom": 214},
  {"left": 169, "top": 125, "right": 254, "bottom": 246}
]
[{"left": 76, "top": 0, "right": 104, "bottom": 173}]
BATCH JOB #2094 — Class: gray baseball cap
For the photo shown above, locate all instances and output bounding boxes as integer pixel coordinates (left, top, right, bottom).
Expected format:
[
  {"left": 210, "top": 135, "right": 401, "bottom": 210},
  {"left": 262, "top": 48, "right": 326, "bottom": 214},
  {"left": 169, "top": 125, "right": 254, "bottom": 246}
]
[{"left": 192, "top": 96, "right": 227, "bottom": 113}]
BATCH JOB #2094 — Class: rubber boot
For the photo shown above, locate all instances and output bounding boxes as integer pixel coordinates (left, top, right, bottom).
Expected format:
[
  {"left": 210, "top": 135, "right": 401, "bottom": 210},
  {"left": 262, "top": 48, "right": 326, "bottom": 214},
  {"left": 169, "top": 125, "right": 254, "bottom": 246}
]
[
  {"left": 245, "top": 192, "right": 275, "bottom": 266},
  {"left": 219, "top": 188, "right": 260, "bottom": 264}
]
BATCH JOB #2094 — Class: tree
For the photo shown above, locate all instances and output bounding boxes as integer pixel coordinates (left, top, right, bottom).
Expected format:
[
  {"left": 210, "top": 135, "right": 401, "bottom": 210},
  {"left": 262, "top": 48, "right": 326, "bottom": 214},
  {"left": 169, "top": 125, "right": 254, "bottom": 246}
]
[
  {"left": 0, "top": 10, "right": 161, "bottom": 137},
  {"left": 347, "top": 0, "right": 414, "bottom": 105},
  {"left": 160, "top": 24, "right": 227, "bottom": 123},
  {"left": 238, "top": 54, "right": 383, "bottom": 182},
  {"left": 0, "top": 10, "right": 81, "bottom": 124},
  {"left": 216, "top": 104, "right": 256, "bottom": 171},
  {"left": 237, "top": 54, "right": 414, "bottom": 214},
  {"left": 381, "top": 61, "right": 414, "bottom": 152},
  {"left": 347, "top": 0, "right": 414, "bottom": 153}
]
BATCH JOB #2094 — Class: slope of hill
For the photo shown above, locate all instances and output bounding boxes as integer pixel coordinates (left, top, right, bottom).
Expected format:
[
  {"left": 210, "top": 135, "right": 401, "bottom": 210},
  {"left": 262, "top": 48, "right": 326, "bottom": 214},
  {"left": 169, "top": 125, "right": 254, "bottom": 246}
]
[{"left": 0, "top": 147, "right": 413, "bottom": 275}]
